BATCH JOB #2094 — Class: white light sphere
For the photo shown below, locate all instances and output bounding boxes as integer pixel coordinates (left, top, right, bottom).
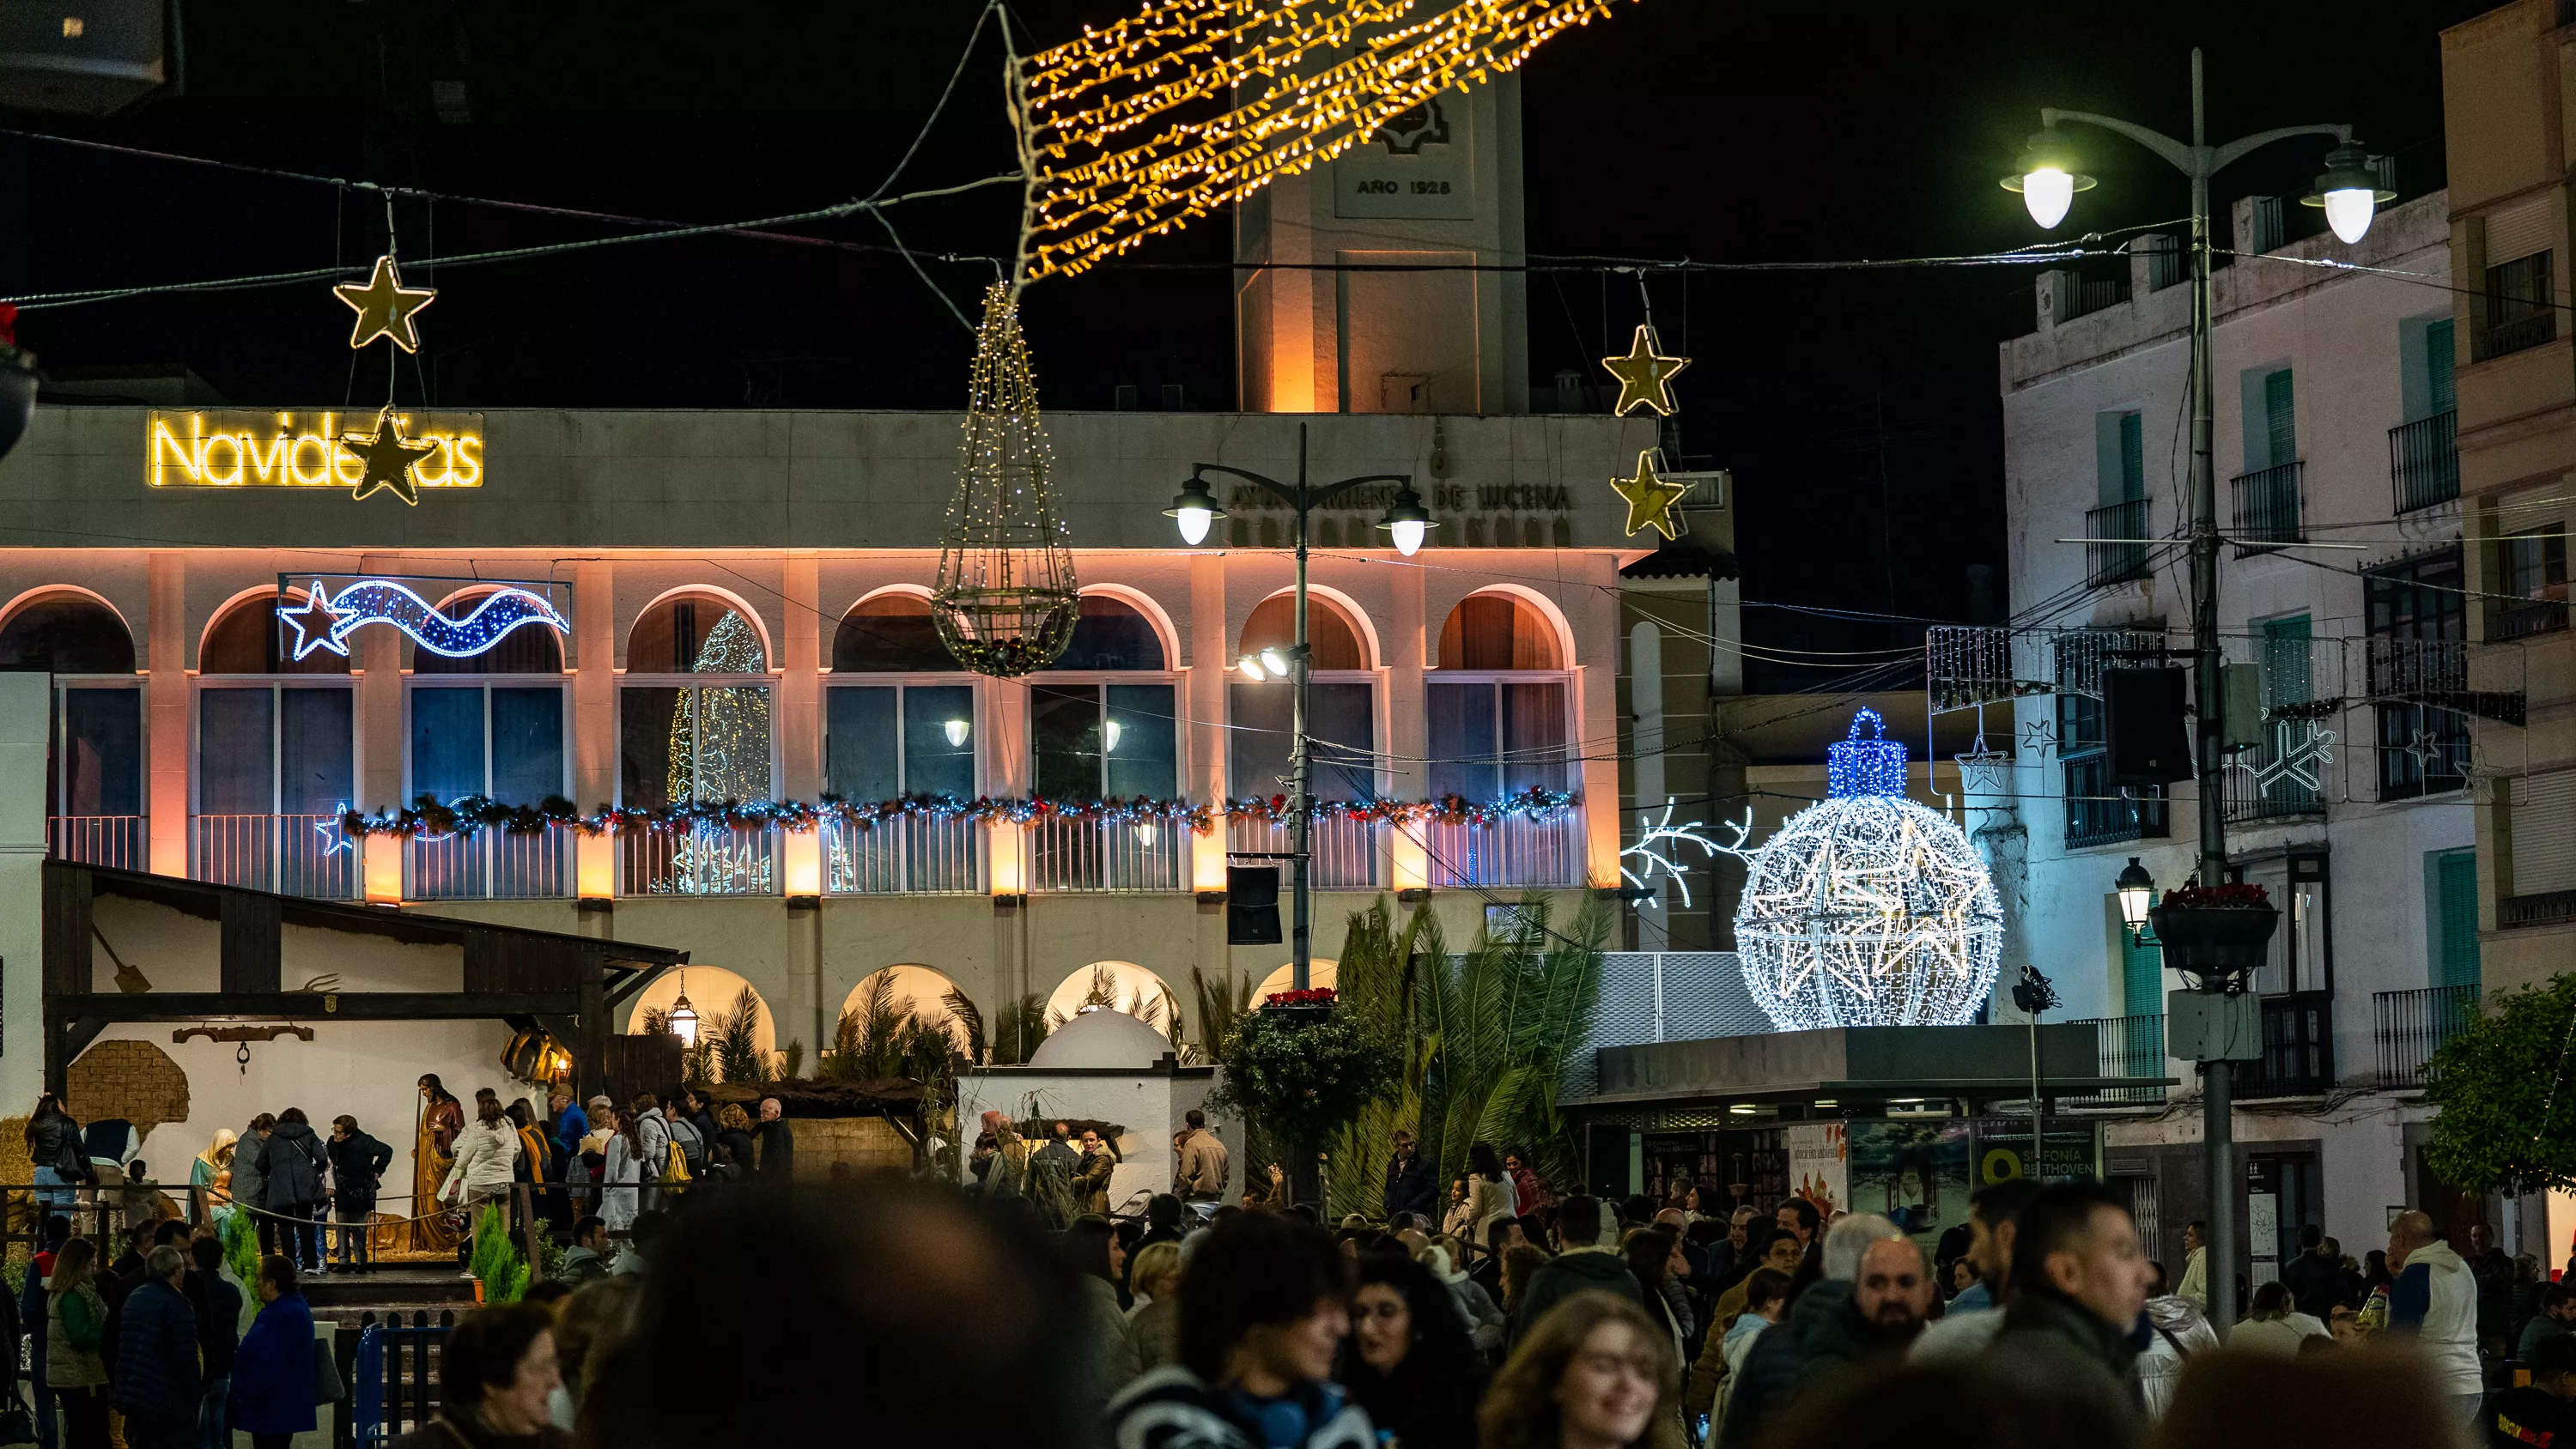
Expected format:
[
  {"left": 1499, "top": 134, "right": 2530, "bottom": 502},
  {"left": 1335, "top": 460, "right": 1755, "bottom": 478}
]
[
  {"left": 2321, "top": 188, "right": 2376, "bottom": 245},
  {"left": 2020, "top": 167, "right": 2075, "bottom": 229},
  {"left": 1734, "top": 711, "right": 2003, "bottom": 1030}
]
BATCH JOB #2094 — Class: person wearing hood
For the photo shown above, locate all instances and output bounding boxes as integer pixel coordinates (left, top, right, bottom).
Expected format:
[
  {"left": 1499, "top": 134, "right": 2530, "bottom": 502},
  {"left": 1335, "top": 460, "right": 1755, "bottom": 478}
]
[
  {"left": 258, "top": 1109, "right": 330, "bottom": 1273},
  {"left": 1509, "top": 1197, "right": 1642, "bottom": 1348},
  {"left": 1420, "top": 1240, "right": 1505, "bottom": 1355},
  {"left": 2133, "top": 1259, "right": 2218, "bottom": 1420},
  {"left": 189, "top": 1130, "right": 236, "bottom": 1227},
  {"left": 1910, "top": 1178, "right": 2039, "bottom": 1362},
  {"left": 1982, "top": 1184, "right": 2151, "bottom": 1425},
  {"left": 2386, "top": 1209, "right": 2482, "bottom": 1425},
  {"left": 1715, "top": 1215, "right": 1922, "bottom": 1449}
]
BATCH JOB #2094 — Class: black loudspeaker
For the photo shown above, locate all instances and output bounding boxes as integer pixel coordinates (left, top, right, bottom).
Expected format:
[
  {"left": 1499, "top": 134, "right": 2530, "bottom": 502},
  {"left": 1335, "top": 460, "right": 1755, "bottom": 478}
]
[
  {"left": 1585, "top": 1125, "right": 1633, "bottom": 1200},
  {"left": 0, "top": 0, "right": 173, "bottom": 114},
  {"left": 2105, "top": 668, "right": 2193, "bottom": 785},
  {"left": 1226, "top": 866, "right": 1282, "bottom": 945}
]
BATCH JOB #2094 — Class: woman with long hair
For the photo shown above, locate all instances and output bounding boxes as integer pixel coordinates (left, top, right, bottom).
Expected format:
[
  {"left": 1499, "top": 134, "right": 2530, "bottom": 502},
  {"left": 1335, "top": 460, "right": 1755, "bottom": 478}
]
[
  {"left": 1341, "top": 1250, "right": 1487, "bottom": 1449},
  {"left": 410, "top": 1076, "right": 464, "bottom": 1254},
  {"left": 1064, "top": 1216, "right": 1141, "bottom": 1389},
  {"left": 26, "top": 1093, "right": 83, "bottom": 1212},
  {"left": 1621, "top": 1227, "right": 1690, "bottom": 1360},
  {"left": 46, "top": 1238, "right": 109, "bottom": 1449},
  {"left": 1479, "top": 1290, "right": 1683, "bottom": 1449},
  {"left": 598, "top": 1105, "right": 643, "bottom": 1232},
  {"left": 1467, "top": 1143, "right": 1516, "bottom": 1260},
  {"left": 443, "top": 1094, "right": 522, "bottom": 1232}
]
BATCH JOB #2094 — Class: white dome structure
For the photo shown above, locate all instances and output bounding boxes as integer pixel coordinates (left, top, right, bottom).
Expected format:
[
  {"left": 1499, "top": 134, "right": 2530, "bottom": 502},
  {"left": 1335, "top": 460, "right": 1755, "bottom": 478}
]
[
  {"left": 1733, "top": 710, "right": 2003, "bottom": 1030},
  {"left": 1029, "top": 1006, "right": 1177, "bottom": 1069}
]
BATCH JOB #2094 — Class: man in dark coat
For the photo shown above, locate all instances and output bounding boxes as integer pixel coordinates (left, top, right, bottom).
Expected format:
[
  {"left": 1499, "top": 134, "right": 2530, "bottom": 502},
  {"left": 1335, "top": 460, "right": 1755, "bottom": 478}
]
[
  {"left": 1382, "top": 1131, "right": 1437, "bottom": 1227},
  {"left": 190, "top": 1238, "right": 241, "bottom": 1449},
  {"left": 1510, "top": 1197, "right": 1643, "bottom": 1347},
  {"left": 112, "top": 1246, "right": 201, "bottom": 1449},
  {"left": 2279, "top": 1222, "right": 2348, "bottom": 1317},
  {"left": 261, "top": 1109, "right": 331, "bottom": 1272},
  {"left": 1716, "top": 1216, "right": 1927, "bottom": 1449},
  {"left": 1983, "top": 1183, "right": 2152, "bottom": 1424},
  {"left": 756, "top": 1097, "right": 794, "bottom": 1182},
  {"left": 327, "top": 1114, "right": 394, "bottom": 1275}
]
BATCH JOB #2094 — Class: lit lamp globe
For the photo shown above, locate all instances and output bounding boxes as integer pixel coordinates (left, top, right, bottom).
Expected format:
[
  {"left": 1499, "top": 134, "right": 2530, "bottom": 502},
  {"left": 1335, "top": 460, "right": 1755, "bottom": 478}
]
[
  {"left": 2001, "top": 128, "right": 2095, "bottom": 230},
  {"left": 667, "top": 982, "right": 699, "bottom": 1047},
  {"left": 1375, "top": 483, "right": 1436, "bottom": 558},
  {"left": 1733, "top": 709, "right": 2005, "bottom": 1030},
  {"left": 1165, "top": 476, "right": 1226, "bottom": 547},
  {"left": 2302, "top": 142, "right": 2394, "bottom": 246}
]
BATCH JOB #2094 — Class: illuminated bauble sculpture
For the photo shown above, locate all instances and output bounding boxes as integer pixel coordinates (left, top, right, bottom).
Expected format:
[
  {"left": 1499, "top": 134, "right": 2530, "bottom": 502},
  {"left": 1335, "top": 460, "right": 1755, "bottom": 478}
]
[
  {"left": 931, "top": 282, "right": 1078, "bottom": 678},
  {"left": 1733, "top": 710, "right": 2003, "bottom": 1030}
]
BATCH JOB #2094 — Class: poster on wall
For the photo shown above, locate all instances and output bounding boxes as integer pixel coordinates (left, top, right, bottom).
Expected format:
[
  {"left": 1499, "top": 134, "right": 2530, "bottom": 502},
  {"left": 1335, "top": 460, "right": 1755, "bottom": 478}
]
[
  {"left": 1971, "top": 1117, "right": 2103, "bottom": 1186},
  {"left": 1783, "top": 1122, "right": 1847, "bottom": 1216},
  {"left": 1847, "top": 1119, "right": 1973, "bottom": 1253}
]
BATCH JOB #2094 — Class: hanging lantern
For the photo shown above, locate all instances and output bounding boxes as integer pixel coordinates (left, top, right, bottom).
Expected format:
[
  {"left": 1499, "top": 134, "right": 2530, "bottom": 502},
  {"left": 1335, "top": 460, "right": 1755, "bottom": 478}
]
[
  {"left": 668, "top": 972, "right": 700, "bottom": 1047},
  {"left": 931, "top": 282, "right": 1078, "bottom": 677}
]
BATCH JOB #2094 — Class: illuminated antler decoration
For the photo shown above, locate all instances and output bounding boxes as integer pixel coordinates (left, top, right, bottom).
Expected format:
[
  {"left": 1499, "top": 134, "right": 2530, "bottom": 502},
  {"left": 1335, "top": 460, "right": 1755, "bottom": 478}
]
[
  {"left": 1619, "top": 803, "right": 1739, "bottom": 910},
  {"left": 1018, "top": 0, "right": 1634, "bottom": 278}
]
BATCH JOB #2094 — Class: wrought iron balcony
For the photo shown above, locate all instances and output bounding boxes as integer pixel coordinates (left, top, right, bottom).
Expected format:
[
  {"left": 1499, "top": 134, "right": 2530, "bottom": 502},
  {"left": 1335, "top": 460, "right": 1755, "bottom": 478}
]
[
  {"left": 1420, "top": 812, "right": 1586, "bottom": 888},
  {"left": 2084, "top": 498, "right": 2150, "bottom": 589},
  {"left": 2062, "top": 754, "right": 2169, "bottom": 849},
  {"left": 2229, "top": 462, "right": 2304, "bottom": 556},
  {"left": 618, "top": 823, "right": 777, "bottom": 897},
  {"left": 2066, "top": 1014, "right": 2167, "bottom": 1106},
  {"left": 191, "top": 814, "right": 358, "bottom": 900},
  {"left": 2388, "top": 411, "right": 2458, "bottom": 513},
  {"left": 2373, "top": 984, "right": 2476, "bottom": 1089},
  {"left": 2239, "top": 991, "right": 2334, "bottom": 1097},
  {"left": 1026, "top": 817, "right": 1189, "bottom": 894},
  {"left": 2474, "top": 309, "right": 2556, "bottom": 362},
  {"left": 1224, "top": 815, "right": 1387, "bottom": 891},
  {"left": 407, "top": 830, "right": 570, "bottom": 900},
  {"left": 823, "top": 815, "right": 985, "bottom": 895},
  {"left": 48, "top": 815, "right": 146, "bottom": 871}
]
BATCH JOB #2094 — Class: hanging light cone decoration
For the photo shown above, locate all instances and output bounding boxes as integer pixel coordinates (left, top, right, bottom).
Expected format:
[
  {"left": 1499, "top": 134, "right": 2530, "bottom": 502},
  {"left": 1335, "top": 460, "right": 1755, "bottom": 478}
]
[{"left": 932, "top": 282, "right": 1079, "bottom": 677}]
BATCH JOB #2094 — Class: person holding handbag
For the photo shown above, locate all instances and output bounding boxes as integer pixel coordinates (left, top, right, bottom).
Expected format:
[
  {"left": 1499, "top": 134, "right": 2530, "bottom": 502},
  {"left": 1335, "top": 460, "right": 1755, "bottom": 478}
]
[{"left": 229, "top": 1257, "right": 317, "bottom": 1449}]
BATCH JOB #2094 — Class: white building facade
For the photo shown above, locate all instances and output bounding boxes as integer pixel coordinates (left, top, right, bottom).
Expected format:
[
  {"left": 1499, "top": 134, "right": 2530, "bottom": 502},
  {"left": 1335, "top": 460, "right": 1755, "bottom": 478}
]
[{"left": 1984, "top": 185, "right": 2517, "bottom": 1278}]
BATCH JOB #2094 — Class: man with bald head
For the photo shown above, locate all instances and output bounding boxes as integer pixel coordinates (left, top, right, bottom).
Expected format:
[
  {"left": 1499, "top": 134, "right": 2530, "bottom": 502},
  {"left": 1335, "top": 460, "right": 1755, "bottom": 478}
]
[
  {"left": 1715, "top": 1214, "right": 1919, "bottom": 1449},
  {"left": 2386, "top": 1209, "right": 2482, "bottom": 1424}
]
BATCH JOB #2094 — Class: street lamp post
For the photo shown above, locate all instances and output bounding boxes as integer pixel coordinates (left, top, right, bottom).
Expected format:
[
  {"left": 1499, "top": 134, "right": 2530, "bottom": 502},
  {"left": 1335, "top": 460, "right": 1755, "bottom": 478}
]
[
  {"left": 1168, "top": 422, "right": 1431, "bottom": 993},
  {"left": 2002, "top": 48, "right": 2388, "bottom": 1334}
]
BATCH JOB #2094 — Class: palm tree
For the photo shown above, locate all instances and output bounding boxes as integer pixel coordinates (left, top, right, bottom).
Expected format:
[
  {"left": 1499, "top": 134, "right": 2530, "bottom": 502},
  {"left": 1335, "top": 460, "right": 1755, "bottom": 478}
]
[
  {"left": 1415, "top": 893, "right": 1609, "bottom": 1193},
  {"left": 1326, "top": 899, "right": 1439, "bottom": 1219}
]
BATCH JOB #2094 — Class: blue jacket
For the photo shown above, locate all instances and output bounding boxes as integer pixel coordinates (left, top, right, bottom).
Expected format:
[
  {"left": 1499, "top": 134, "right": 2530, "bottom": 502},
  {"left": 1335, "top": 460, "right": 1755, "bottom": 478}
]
[
  {"left": 111, "top": 1279, "right": 201, "bottom": 1422},
  {"left": 555, "top": 1104, "right": 589, "bottom": 1155},
  {"left": 229, "top": 1291, "right": 318, "bottom": 1436}
]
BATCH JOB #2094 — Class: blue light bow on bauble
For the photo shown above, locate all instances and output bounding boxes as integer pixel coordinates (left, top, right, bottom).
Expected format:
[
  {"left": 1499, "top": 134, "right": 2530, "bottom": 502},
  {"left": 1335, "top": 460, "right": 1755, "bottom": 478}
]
[{"left": 277, "top": 579, "right": 568, "bottom": 660}]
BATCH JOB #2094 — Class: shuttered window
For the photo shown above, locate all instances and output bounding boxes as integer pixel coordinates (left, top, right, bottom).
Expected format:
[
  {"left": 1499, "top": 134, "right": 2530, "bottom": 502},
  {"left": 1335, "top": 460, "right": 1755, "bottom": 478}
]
[
  {"left": 2120, "top": 920, "right": 2165, "bottom": 1018},
  {"left": 2510, "top": 770, "right": 2576, "bottom": 896},
  {"left": 2434, "top": 851, "right": 2481, "bottom": 990},
  {"left": 2426, "top": 319, "right": 2455, "bottom": 415}
]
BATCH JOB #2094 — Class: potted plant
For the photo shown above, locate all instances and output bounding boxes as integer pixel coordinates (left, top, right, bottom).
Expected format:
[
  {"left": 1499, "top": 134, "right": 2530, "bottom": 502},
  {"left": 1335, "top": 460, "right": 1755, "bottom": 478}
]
[
  {"left": 1212, "top": 986, "right": 1397, "bottom": 1206},
  {"left": 1260, "top": 985, "right": 1338, "bottom": 1025},
  {"left": 2148, "top": 881, "right": 2279, "bottom": 985}
]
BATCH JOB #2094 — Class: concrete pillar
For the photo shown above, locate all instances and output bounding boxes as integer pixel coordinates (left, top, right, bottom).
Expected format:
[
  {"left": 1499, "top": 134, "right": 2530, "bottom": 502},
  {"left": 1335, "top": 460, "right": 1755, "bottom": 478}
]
[
  {"left": 146, "top": 553, "right": 188, "bottom": 877},
  {"left": 1189, "top": 555, "right": 1229, "bottom": 893},
  {"left": 0, "top": 673, "right": 47, "bottom": 1106},
  {"left": 574, "top": 561, "right": 616, "bottom": 900},
  {"left": 1387, "top": 555, "right": 1429, "bottom": 890},
  {"left": 355, "top": 555, "right": 405, "bottom": 903}
]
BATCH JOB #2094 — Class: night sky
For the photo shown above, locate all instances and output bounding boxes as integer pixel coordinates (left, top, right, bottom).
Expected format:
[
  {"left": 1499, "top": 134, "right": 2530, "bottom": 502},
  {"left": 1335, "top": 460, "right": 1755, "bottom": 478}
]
[{"left": 0, "top": 0, "right": 2489, "bottom": 677}]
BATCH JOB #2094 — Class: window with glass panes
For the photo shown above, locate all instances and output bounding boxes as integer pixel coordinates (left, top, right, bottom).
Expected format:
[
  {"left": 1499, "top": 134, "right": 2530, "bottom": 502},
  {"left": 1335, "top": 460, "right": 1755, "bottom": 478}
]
[
  {"left": 1230, "top": 595, "right": 1376, "bottom": 800},
  {"left": 619, "top": 595, "right": 775, "bottom": 808},
  {"left": 1429, "top": 593, "right": 1568, "bottom": 801},
  {"left": 1033, "top": 597, "right": 1178, "bottom": 801},
  {"left": 2367, "top": 549, "right": 2468, "bottom": 800},
  {"left": 1, "top": 595, "right": 144, "bottom": 855}
]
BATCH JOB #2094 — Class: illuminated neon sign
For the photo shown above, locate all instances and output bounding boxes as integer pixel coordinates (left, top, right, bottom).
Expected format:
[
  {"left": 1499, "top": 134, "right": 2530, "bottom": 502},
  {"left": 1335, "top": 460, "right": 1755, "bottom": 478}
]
[
  {"left": 148, "top": 410, "right": 483, "bottom": 495},
  {"left": 277, "top": 579, "right": 568, "bottom": 660}
]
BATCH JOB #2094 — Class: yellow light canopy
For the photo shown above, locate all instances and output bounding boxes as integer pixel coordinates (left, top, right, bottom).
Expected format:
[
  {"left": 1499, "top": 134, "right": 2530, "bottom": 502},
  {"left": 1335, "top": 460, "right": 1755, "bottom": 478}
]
[{"left": 332, "top": 254, "right": 437, "bottom": 353}]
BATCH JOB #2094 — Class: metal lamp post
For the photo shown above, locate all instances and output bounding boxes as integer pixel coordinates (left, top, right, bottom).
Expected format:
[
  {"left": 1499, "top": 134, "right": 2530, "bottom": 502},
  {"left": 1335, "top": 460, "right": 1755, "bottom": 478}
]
[
  {"left": 2002, "top": 48, "right": 2389, "bottom": 1333},
  {"left": 1168, "top": 422, "right": 1430, "bottom": 992}
]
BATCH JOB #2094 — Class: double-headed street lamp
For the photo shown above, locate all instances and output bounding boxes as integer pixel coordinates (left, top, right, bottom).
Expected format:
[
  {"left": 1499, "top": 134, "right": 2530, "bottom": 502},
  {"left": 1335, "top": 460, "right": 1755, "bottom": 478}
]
[
  {"left": 1167, "top": 422, "right": 1433, "bottom": 993},
  {"left": 2002, "top": 48, "right": 2388, "bottom": 1335}
]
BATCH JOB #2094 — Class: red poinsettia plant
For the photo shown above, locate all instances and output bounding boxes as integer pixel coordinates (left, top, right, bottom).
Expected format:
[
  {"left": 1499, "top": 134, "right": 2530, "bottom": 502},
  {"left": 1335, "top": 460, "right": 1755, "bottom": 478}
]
[
  {"left": 1262, "top": 987, "right": 1337, "bottom": 1009},
  {"left": 2158, "top": 882, "right": 2270, "bottom": 910}
]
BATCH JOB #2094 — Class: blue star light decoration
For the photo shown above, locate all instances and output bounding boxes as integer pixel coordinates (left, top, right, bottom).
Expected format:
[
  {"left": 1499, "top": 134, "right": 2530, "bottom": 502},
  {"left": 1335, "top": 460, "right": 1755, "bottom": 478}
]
[
  {"left": 1619, "top": 802, "right": 1735, "bottom": 910},
  {"left": 277, "top": 579, "right": 569, "bottom": 660},
  {"left": 1718, "top": 709, "right": 2005, "bottom": 1030},
  {"left": 317, "top": 809, "right": 355, "bottom": 857}
]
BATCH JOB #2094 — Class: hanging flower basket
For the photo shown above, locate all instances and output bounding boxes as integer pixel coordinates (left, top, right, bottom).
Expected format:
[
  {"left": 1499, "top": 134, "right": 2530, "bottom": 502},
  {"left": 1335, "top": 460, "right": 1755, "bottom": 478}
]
[
  {"left": 2148, "top": 883, "right": 2279, "bottom": 981},
  {"left": 1261, "top": 987, "right": 1336, "bottom": 1026}
]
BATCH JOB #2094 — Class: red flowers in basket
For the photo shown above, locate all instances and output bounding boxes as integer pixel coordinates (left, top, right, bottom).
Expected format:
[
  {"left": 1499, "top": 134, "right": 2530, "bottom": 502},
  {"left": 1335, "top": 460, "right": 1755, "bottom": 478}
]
[
  {"left": 2157, "top": 882, "right": 2270, "bottom": 910},
  {"left": 1262, "top": 988, "right": 1338, "bottom": 1009}
]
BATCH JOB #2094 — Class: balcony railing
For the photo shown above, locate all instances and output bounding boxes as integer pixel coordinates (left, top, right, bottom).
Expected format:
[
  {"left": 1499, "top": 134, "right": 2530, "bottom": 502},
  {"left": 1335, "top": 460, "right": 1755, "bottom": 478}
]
[
  {"left": 2501, "top": 889, "right": 2576, "bottom": 930},
  {"left": 2222, "top": 717, "right": 2329, "bottom": 822},
  {"left": 2388, "top": 411, "right": 2458, "bottom": 512},
  {"left": 2239, "top": 991, "right": 2334, "bottom": 1097},
  {"left": 1224, "top": 815, "right": 1388, "bottom": 892},
  {"left": 1418, "top": 813, "right": 1585, "bottom": 888},
  {"left": 2067, "top": 1014, "right": 2167, "bottom": 1106},
  {"left": 2494, "top": 593, "right": 2569, "bottom": 640},
  {"left": 2053, "top": 267, "right": 2132, "bottom": 323},
  {"left": 48, "top": 815, "right": 146, "bottom": 870},
  {"left": 618, "top": 824, "right": 777, "bottom": 897},
  {"left": 2062, "top": 754, "right": 2169, "bottom": 850},
  {"left": 2373, "top": 984, "right": 2477, "bottom": 1088},
  {"left": 1026, "top": 817, "right": 1189, "bottom": 894},
  {"left": 2474, "top": 309, "right": 2556, "bottom": 362},
  {"left": 191, "top": 814, "right": 357, "bottom": 899},
  {"left": 2084, "top": 499, "right": 2150, "bottom": 588},
  {"left": 406, "top": 830, "right": 571, "bottom": 900},
  {"left": 823, "top": 815, "right": 984, "bottom": 895},
  {"left": 2229, "top": 461, "right": 2304, "bottom": 555}
]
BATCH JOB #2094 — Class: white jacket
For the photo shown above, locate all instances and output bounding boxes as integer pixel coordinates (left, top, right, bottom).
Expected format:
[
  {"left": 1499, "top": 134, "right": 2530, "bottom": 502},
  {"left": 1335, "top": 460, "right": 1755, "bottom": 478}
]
[
  {"left": 440, "top": 1119, "right": 520, "bottom": 1201},
  {"left": 2395, "top": 1240, "right": 2482, "bottom": 1395}
]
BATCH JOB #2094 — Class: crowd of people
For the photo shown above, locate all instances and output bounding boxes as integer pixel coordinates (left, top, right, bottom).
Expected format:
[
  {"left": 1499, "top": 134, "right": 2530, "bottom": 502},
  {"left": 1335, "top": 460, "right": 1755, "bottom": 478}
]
[{"left": 12, "top": 1089, "right": 2547, "bottom": 1449}]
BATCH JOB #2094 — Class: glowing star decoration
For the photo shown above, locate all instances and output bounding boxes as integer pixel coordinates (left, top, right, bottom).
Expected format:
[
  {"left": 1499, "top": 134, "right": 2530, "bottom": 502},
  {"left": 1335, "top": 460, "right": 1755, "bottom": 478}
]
[
  {"left": 1600, "top": 324, "right": 1691, "bottom": 416},
  {"left": 332, "top": 255, "right": 437, "bottom": 353},
  {"left": 1612, "top": 449, "right": 1692, "bottom": 538},
  {"left": 276, "top": 579, "right": 569, "bottom": 661},
  {"left": 1721, "top": 709, "right": 2004, "bottom": 1031},
  {"left": 2236, "top": 718, "right": 2336, "bottom": 794},
  {"left": 340, "top": 409, "right": 438, "bottom": 505},
  {"left": 317, "top": 809, "right": 356, "bottom": 857},
  {"left": 1020, "top": 0, "right": 1631, "bottom": 278},
  {"left": 1619, "top": 802, "right": 1728, "bottom": 909}
]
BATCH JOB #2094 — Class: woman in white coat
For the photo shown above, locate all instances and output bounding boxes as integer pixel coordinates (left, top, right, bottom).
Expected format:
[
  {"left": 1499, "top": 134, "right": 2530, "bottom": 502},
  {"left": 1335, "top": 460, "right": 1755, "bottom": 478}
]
[
  {"left": 596, "top": 1105, "right": 644, "bottom": 1232},
  {"left": 1464, "top": 1142, "right": 1516, "bottom": 1263},
  {"left": 440, "top": 1094, "right": 521, "bottom": 1222}
]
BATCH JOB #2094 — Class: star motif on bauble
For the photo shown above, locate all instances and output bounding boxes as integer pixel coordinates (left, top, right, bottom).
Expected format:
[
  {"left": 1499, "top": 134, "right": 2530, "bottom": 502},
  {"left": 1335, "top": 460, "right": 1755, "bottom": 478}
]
[
  {"left": 275, "top": 580, "right": 354, "bottom": 659},
  {"left": 1611, "top": 448, "right": 1692, "bottom": 538},
  {"left": 340, "top": 408, "right": 437, "bottom": 506},
  {"left": 332, "top": 254, "right": 437, "bottom": 353},
  {"left": 1600, "top": 324, "right": 1691, "bottom": 417}
]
